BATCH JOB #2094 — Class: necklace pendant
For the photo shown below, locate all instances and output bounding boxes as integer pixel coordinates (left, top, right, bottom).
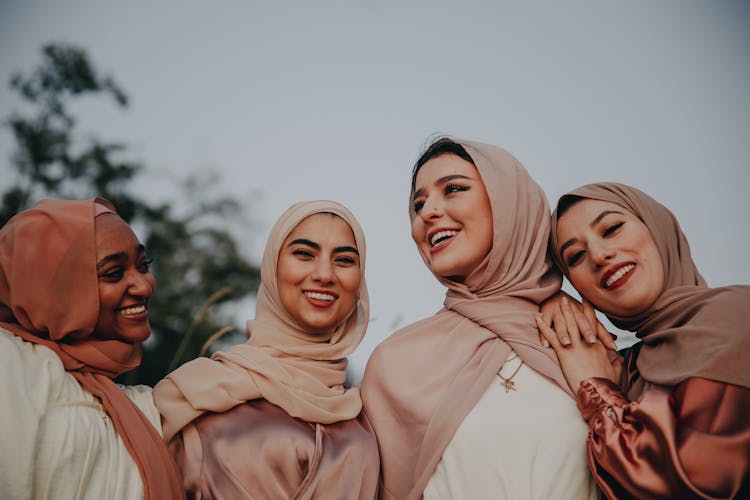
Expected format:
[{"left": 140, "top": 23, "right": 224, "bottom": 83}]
[{"left": 501, "top": 379, "right": 516, "bottom": 393}]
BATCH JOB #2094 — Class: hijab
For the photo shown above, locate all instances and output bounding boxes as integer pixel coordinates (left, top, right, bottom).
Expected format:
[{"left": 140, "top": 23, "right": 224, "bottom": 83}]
[
  {"left": 360, "top": 139, "right": 571, "bottom": 500},
  {"left": 549, "top": 182, "right": 750, "bottom": 399},
  {"left": 0, "top": 198, "right": 184, "bottom": 500},
  {"left": 154, "top": 200, "right": 369, "bottom": 442}
]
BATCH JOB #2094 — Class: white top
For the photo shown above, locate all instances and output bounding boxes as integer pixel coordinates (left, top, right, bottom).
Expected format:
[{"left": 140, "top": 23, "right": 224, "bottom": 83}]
[
  {"left": 0, "top": 328, "right": 162, "bottom": 500},
  {"left": 424, "top": 352, "right": 598, "bottom": 500}
]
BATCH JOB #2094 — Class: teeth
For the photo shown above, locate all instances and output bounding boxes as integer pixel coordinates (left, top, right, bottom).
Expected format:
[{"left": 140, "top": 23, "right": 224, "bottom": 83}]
[
  {"left": 304, "top": 291, "right": 335, "bottom": 302},
  {"left": 430, "top": 230, "right": 458, "bottom": 246},
  {"left": 119, "top": 305, "right": 146, "bottom": 316},
  {"left": 605, "top": 264, "right": 634, "bottom": 288}
]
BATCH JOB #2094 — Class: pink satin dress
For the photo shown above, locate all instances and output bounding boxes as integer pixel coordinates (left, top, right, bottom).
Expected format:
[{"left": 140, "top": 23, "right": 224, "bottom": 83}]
[{"left": 170, "top": 399, "right": 379, "bottom": 500}]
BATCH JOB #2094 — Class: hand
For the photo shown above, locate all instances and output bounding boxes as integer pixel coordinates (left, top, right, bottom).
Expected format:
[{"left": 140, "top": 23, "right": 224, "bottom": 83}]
[
  {"left": 536, "top": 299, "right": 621, "bottom": 393},
  {"left": 539, "top": 293, "right": 617, "bottom": 350}
]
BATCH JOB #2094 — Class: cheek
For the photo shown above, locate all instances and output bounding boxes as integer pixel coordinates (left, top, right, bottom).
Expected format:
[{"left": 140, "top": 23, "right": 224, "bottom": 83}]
[{"left": 339, "top": 269, "right": 361, "bottom": 296}]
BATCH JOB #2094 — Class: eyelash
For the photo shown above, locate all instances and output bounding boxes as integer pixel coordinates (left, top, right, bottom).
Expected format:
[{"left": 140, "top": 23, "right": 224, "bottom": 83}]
[
  {"left": 412, "top": 184, "right": 470, "bottom": 214},
  {"left": 100, "top": 258, "right": 153, "bottom": 281},
  {"left": 603, "top": 222, "right": 624, "bottom": 237}
]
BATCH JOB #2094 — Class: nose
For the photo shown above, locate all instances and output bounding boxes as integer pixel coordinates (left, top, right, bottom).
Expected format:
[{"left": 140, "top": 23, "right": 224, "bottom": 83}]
[
  {"left": 128, "top": 271, "right": 154, "bottom": 299},
  {"left": 419, "top": 196, "right": 444, "bottom": 223},
  {"left": 589, "top": 242, "right": 615, "bottom": 267},
  {"left": 311, "top": 258, "right": 335, "bottom": 284}
]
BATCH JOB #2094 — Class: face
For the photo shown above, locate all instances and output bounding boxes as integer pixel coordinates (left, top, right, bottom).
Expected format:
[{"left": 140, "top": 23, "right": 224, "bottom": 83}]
[
  {"left": 277, "top": 213, "right": 361, "bottom": 334},
  {"left": 94, "top": 214, "right": 155, "bottom": 342},
  {"left": 411, "top": 154, "right": 494, "bottom": 282},
  {"left": 556, "top": 199, "right": 664, "bottom": 317}
]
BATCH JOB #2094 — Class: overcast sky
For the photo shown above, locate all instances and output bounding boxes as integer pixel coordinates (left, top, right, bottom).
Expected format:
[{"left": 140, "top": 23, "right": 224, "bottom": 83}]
[{"left": 2, "top": 0, "right": 748, "bottom": 382}]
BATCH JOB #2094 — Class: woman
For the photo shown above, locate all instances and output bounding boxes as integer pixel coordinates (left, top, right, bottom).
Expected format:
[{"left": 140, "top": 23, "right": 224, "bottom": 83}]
[
  {"left": 539, "top": 182, "right": 750, "bottom": 499},
  {"left": 154, "top": 200, "right": 379, "bottom": 499},
  {"left": 361, "top": 138, "right": 598, "bottom": 500},
  {"left": 0, "top": 198, "right": 184, "bottom": 499}
]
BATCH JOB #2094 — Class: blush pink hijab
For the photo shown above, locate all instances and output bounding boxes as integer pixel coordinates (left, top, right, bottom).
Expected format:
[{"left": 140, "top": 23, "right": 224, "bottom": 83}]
[
  {"left": 360, "top": 139, "right": 571, "bottom": 500},
  {"left": 549, "top": 182, "right": 750, "bottom": 398},
  {"left": 0, "top": 198, "right": 185, "bottom": 500},
  {"left": 154, "top": 200, "right": 369, "bottom": 442}
]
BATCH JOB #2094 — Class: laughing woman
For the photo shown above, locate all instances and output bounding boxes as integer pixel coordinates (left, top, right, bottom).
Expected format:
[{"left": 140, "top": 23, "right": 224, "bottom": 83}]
[
  {"left": 539, "top": 183, "right": 750, "bottom": 499},
  {"left": 361, "top": 138, "right": 598, "bottom": 500},
  {"left": 0, "top": 198, "right": 184, "bottom": 499},
  {"left": 154, "top": 200, "right": 379, "bottom": 499}
]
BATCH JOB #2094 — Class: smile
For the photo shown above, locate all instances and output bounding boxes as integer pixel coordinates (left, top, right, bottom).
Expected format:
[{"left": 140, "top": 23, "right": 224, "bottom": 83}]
[
  {"left": 430, "top": 229, "right": 458, "bottom": 247},
  {"left": 602, "top": 264, "right": 635, "bottom": 289},
  {"left": 118, "top": 304, "right": 147, "bottom": 316},
  {"left": 304, "top": 291, "right": 336, "bottom": 302}
]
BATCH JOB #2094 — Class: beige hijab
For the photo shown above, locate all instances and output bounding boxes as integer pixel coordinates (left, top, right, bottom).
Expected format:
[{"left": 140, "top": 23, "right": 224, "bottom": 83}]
[
  {"left": 0, "top": 198, "right": 185, "bottom": 500},
  {"left": 549, "top": 182, "right": 750, "bottom": 399},
  {"left": 154, "top": 200, "right": 369, "bottom": 442},
  {"left": 360, "top": 139, "right": 571, "bottom": 500}
]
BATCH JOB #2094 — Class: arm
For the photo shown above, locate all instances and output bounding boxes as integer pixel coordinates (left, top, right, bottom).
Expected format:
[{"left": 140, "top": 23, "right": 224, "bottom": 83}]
[{"left": 579, "top": 377, "right": 750, "bottom": 499}]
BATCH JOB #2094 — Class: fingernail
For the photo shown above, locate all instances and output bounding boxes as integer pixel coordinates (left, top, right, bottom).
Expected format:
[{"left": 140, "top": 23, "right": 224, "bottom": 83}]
[
  {"left": 562, "top": 338, "right": 571, "bottom": 346},
  {"left": 588, "top": 337, "right": 597, "bottom": 344},
  {"left": 562, "top": 297, "right": 569, "bottom": 305}
]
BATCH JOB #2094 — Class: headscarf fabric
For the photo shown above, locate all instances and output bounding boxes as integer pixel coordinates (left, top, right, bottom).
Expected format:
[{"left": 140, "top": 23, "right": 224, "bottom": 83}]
[
  {"left": 154, "top": 200, "right": 369, "bottom": 442},
  {"left": 361, "top": 139, "right": 571, "bottom": 500},
  {"left": 549, "top": 182, "right": 750, "bottom": 398},
  {"left": 0, "top": 198, "right": 184, "bottom": 500}
]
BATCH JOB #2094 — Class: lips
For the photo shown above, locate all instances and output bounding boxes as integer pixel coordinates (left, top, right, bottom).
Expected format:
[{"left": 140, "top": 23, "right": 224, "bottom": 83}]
[
  {"left": 601, "top": 263, "right": 635, "bottom": 289},
  {"left": 427, "top": 228, "right": 459, "bottom": 247},
  {"left": 303, "top": 290, "right": 338, "bottom": 307}
]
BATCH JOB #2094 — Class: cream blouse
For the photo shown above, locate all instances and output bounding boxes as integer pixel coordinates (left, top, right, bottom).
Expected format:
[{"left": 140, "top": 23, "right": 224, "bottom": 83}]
[
  {"left": 424, "top": 352, "right": 598, "bottom": 500},
  {"left": 0, "top": 328, "right": 162, "bottom": 500}
]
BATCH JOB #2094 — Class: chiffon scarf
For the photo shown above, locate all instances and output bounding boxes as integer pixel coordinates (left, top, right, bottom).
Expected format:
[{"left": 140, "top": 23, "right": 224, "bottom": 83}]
[
  {"left": 361, "top": 139, "right": 571, "bottom": 500},
  {"left": 154, "top": 200, "right": 369, "bottom": 442},
  {"left": 549, "top": 182, "right": 750, "bottom": 399},
  {"left": 0, "top": 198, "right": 184, "bottom": 500}
]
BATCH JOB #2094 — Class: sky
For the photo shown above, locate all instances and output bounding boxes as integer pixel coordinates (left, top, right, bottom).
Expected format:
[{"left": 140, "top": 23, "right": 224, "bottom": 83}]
[{"left": 1, "top": 0, "right": 749, "bottom": 382}]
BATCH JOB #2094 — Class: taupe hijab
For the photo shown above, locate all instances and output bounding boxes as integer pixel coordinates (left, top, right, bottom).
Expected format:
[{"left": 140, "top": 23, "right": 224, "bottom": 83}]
[
  {"left": 154, "top": 200, "right": 369, "bottom": 442},
  {"left": 549, "top": 183, "right": 750, "bottom": 399},
  {"left": 361, "top": 139, "right": 571, "bottom": 500}
]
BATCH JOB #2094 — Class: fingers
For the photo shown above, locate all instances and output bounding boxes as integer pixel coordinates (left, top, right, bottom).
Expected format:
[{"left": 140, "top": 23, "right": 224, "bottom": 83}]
[
  {"left": 582, "top": 298, "right": 618, "bottom": 350},
  {"left": 560, "top": 297, "right": 586, "bottom": 346},
  {"left": 535, "top": 314, "right": 562, "bottom": 351}
]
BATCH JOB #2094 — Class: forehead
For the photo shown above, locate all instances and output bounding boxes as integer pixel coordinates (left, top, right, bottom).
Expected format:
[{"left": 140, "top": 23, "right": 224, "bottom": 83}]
[
  {"left": 284, "top": 213, "right": 356, "bottom": 247},
  {"left": 414, "top": 154, "right": 480, "bottom": 188},
  {"left": 94, "top": 214, "right": 140, "bottom": 254}
]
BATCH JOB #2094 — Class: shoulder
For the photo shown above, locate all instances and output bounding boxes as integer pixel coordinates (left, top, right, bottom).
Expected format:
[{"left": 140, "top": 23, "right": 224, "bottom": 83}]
[{"left": 121, "top": 384, "right": 162, "bottom": 434}]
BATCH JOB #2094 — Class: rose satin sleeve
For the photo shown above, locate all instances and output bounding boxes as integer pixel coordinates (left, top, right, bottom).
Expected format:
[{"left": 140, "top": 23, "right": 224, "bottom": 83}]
[{"left": 577, "top": 377, "right": 750, "bottom": 499}]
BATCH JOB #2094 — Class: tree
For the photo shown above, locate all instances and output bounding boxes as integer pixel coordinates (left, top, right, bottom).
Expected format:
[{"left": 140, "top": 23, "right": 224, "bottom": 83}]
[{"left": 1, "top": 44, "right": 261, "bottom": 385}]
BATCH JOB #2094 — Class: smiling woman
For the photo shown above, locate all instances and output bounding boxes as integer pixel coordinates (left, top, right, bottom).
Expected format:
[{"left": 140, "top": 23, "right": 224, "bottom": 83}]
[
  {"left": 540, "top": 183, "right": 750, "bottom": 499},
  {"left": 154, "top": 200, "right": 379, "bottom": 500},
  {"left": 0, "top": 198, "right": 184, "bottom": 499}
]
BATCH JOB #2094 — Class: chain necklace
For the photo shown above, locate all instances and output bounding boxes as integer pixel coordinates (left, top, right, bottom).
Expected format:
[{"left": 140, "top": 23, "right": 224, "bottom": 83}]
[{"left": 497, "top": 356, "right": 524, "bottom": 393}]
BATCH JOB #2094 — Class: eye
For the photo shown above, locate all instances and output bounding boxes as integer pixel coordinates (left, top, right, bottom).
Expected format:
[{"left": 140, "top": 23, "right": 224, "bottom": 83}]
[
  {"left": 412, "top": 199, "right": 425, "bottom": 214},
  {"left": 602, "top": 222, "right": 624, "bottom": 237},
  {"left": 335, "top": 255, "right": 358, "bottom": 267},
  {"left": 566, "top": 250, "right": 585, "bottom": 267},
  {"left": 100, "top": 267, "right": 124, "bottom": 282},
  {"left": 445, "top": 184, "right": 469, "bottom": 195},
  {"left": 292, "top": 248, "right": 315, "bottom": 259},
  {"left": 137, "top": 257, "right": 153, "bottom": 273}
]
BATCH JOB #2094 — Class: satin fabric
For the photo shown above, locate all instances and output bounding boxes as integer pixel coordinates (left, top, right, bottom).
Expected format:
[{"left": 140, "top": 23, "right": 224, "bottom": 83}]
[
  {"left": 0, "top": 198, "right": 184, "bottom": 500},
  {"left": 578, "top": 375, "right": 750, "bottom": 499},
  {"left": 171, "top": 399, "right": 379, "bottom": 499},
  {"left": 361, "top": 139, "right": 572, "bottom": 500}
]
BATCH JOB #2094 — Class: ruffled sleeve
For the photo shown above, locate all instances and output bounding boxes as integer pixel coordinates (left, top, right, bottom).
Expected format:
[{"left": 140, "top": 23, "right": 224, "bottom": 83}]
[{"left": 577, "top": 377, "right": 750, "bottom": 499}]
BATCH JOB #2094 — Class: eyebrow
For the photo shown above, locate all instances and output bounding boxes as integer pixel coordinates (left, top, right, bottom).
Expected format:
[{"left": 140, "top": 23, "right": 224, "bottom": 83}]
[
  {"left": 412, "top": 174, "right": 474, "bottom": 201},
  {"left": 288, "top": 239, "right": 359, "bottom": 255},
  {"left": 558, "top": 210, "right": 625, "bottom": 257},
  {"left": 96, "top": 245, "right": 146, "bottom": 270}
]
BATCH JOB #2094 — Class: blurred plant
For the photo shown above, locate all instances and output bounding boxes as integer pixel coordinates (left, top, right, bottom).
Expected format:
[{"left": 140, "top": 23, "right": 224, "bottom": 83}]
[{"left": 1, "top": 44, "right": 260, "bottom": 385}]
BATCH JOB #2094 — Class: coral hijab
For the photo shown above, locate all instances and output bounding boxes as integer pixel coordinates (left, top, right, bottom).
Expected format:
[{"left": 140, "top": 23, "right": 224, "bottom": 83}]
[
  {"left": 154, "top": 200, "right": 369, "bottom": 442},
  {"left": 361, "top": 140, "right": 571, "bottom": 500},
  {"left": 549, "top": 183, "right": 750, "bottom": 398},
  {"left": 0, "top": 198, "right": 184, "bottom": 500}
]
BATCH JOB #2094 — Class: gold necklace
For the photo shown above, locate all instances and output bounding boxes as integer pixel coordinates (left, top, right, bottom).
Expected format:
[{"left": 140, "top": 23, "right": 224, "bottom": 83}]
[{"left": 498, "top": 359, "right": 524, "bottom": 393}]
